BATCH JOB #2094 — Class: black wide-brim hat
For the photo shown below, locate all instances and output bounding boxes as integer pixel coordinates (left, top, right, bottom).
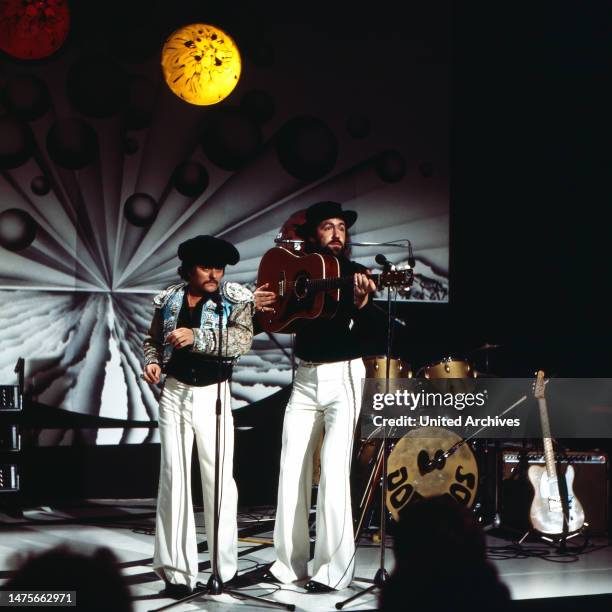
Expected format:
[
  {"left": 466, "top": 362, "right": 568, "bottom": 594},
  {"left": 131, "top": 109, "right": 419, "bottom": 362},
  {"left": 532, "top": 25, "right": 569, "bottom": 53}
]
[
  {"left": 295, "top": 201, "right": 357, "bottom": 238},
  {"left": 177, "top": 235, "right": 240, "bottom": 267}
]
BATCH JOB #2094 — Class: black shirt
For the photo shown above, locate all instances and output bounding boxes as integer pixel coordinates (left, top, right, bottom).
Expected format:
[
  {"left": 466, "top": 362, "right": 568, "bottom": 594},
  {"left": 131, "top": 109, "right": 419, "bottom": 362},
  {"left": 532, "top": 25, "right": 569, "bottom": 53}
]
[
  {"left": 294, "top": 256, "right": 385, "bottom": 362},
  {"left": 165, "top": 291, "right": 233, "bottom": 386}
]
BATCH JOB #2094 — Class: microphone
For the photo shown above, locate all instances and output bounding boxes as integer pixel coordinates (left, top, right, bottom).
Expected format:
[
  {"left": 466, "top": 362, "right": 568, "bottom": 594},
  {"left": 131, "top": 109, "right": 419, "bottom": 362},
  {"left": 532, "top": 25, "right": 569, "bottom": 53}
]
[
  {"left": 274, "top": 238, "right": 304, "bottom": 252},
  {"left": 375, "top": 253, "right": 394, "bottom": 270},
  {"left": 407, "top": 242, "right": 416, "bottom": 269},
  {"left": 209, "top": 292, "right": 223, "bottom": 313},
  {"left": 348, "top": 239, "right": 416, "bottom": 269}
]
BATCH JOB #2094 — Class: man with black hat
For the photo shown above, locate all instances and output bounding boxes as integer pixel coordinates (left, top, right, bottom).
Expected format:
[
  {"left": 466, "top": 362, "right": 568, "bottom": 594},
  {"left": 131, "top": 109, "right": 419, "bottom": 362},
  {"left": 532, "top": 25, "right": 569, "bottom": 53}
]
[
  {"left": 142, "top": 235, "right": 254, "bottom": 598},
  {"left": 264, "top": 201, "right": 379, "bottom": 593}
]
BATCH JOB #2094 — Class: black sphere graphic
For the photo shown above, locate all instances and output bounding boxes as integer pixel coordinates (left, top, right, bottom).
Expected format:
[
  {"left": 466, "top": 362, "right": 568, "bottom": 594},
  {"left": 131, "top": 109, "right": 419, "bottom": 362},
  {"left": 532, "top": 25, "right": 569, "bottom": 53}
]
[
  {"left": 240, "top": 90, "right": 275, "bottom": 125},
  {"left": 276, "top": 116, "right": 338, "bottom": 181},
  {"left": 124, "top": 193, "right": 157, "bottom": 227},
  {"left": 31, "top": 175, "right": 51, "bottom": 196},
  {"left": 346, "top": 115, "right": 371, "bottom": 139},
  {"left": 124, "top": 137, "right": 139, "bottom": 155},
  {"left": 0, "top": 115, "right": 34, "bottom": 169},
  {"left": 173, "top": 162, "right": 209, "bottom": 198},
  {"left": 66, "top": 54, "right": 128, "bottom": 118},
  {"left": 0, "top": 209, "right": 38, "bottom": 251},
  {"left": 47, "top": 118, "right": 99, "bottom": 170},
  {"left": 376, "top": 150, "right": 407, "bottom": 183},
  {"left": 2, "top": 75, "right": 51, "bottom": 121},
  {"left": 200, "top": 108, "right": 262, "bottom": 172}
]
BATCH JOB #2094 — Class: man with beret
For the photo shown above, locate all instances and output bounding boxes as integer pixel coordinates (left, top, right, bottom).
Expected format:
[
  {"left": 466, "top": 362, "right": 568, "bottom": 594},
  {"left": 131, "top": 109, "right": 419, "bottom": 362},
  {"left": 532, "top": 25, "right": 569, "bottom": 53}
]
[
  {"left": 142, "top": 235, "right": 254, "bottom": 598},
  {"left": 263, "top": 201, "right": 379, "bottom": 593}
]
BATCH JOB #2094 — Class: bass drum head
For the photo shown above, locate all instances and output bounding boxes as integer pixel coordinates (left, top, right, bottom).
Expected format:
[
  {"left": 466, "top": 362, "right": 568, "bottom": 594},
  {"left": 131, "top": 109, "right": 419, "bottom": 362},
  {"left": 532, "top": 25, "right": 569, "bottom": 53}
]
[{"left": 385, "top": 427, "right": 479, "bottom": 521}]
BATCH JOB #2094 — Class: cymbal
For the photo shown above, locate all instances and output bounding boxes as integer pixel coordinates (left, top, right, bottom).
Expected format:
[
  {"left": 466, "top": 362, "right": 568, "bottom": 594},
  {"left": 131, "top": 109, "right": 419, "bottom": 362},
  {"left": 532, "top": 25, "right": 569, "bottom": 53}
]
[{"left": 468, "top": 343, "right": 503, "bottom": 353}]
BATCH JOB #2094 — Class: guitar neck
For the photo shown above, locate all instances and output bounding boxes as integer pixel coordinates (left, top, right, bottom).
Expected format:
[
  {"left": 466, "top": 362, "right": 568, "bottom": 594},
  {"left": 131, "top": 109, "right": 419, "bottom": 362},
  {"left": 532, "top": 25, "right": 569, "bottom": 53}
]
[
  {"left": 306, "top": 274, "right": 381, "bottom": 292},
  {"left": 538, "top": 396, "right": 558, "bottom": 481}
]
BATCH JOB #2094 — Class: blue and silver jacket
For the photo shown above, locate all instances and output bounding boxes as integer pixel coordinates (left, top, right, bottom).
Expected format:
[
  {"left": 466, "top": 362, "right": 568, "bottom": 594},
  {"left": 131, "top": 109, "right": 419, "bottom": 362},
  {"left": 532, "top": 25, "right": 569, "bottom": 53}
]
[{"left": 143, "top": 281, "right": 254, "bottom": 367}]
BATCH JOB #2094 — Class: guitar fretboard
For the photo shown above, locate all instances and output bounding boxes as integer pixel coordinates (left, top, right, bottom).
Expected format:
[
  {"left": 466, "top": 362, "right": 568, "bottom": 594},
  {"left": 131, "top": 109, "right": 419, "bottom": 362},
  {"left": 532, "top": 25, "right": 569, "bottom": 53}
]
[{"left": 301, "top": 274, "right": 381, "bottom": 291}]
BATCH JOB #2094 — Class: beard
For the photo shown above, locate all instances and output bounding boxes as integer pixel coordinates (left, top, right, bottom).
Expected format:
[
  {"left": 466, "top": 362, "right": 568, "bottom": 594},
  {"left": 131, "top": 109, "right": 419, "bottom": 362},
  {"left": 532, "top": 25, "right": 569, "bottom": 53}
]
[{"left": 322, "top": 240, "right": 344, "bottom": 256}]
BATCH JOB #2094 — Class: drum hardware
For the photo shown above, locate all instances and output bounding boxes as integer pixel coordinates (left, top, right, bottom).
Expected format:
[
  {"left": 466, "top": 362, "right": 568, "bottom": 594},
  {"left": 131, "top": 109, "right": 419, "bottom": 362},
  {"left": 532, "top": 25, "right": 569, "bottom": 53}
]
[{"left": 467, "top": 342, "right": 503, "bottom": 375}]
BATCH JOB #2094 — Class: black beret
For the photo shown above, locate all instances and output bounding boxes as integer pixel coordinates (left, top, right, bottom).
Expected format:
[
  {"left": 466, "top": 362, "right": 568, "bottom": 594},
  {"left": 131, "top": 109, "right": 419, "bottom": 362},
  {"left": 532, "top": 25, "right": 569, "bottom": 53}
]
[
  {"left": 296, "top": 201, "right": 357, "bottom": 237},
  {"left": 177, "top": 235, "right": 240, "bottom": 267}
]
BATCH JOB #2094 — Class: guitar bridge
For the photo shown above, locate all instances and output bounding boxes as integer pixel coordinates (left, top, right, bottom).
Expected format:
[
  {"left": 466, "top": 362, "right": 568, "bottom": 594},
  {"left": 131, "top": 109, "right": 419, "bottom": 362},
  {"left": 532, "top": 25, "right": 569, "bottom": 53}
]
[{"left": 278, "top": 272, "right": 285, "bottom": 298}]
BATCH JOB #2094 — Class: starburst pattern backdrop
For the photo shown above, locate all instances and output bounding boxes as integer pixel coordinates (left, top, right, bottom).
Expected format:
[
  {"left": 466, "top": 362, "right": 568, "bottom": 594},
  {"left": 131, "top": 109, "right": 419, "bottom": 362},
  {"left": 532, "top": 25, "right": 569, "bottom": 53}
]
[{"left": 0, "top": 2, "right": 450, "bottom": 444}]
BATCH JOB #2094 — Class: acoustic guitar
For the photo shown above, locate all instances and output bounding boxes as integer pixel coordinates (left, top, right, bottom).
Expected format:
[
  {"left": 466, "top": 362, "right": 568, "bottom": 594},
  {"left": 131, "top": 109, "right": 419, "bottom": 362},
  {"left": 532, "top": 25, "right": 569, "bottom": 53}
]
[
  {"left": 256, "top": 246, "right": 412, "bottom": 333},
  {"left": 528, "top": 370, "right": 585, "bottom": 536}
]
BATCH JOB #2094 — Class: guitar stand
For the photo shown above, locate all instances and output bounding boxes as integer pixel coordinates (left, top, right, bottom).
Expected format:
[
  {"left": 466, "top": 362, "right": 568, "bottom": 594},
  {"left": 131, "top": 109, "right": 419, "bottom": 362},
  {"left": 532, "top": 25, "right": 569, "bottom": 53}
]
[{"left": 517, "top": 523, "right": 589, "bottom": 553}]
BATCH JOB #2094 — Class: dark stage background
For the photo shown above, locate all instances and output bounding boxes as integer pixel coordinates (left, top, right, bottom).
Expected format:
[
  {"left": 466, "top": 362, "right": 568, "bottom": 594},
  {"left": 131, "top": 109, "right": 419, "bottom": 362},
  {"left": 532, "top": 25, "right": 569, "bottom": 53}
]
[{"left": 1, "top": 1, "right": 611, "bottom": 510}]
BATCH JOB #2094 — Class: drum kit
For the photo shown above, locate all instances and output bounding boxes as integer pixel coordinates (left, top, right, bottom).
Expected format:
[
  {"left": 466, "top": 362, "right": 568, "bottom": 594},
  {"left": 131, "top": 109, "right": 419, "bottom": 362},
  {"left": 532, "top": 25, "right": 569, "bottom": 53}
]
[{"left": 353, "top": 344, "right": 503, "bottom": 538}]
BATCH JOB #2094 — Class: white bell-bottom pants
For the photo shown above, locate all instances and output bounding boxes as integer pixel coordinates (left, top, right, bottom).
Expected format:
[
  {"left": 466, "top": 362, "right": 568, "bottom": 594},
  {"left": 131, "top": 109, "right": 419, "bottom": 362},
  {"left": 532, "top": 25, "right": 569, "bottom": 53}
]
[
  {"left": 271, "top": 358, "right": 365, "bottom": 589},
  {"left": 153, "top": 376, "right": 238, "bottom": 588}
]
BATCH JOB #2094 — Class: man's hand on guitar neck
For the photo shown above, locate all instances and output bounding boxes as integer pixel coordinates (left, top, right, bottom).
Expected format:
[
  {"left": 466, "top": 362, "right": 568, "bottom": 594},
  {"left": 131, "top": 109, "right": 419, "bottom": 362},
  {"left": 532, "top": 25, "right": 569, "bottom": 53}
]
[{"left": 354, "top": 272, "right": 377, "bottom": 309}]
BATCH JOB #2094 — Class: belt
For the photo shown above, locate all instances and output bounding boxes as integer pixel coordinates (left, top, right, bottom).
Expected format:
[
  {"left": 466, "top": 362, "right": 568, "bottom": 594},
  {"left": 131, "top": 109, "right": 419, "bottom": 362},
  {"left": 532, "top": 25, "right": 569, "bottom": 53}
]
[
  {"left": 299, "top": 359, "right": 353, "bottom": 367},
  {"left": 300, "top": 360, "right": 325, "bottom": 367}
]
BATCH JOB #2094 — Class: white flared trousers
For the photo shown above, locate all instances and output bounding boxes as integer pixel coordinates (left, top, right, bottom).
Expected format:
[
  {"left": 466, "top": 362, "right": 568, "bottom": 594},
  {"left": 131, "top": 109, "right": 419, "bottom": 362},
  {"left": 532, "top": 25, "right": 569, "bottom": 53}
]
[
  {"left": 271, "top": 358, "right": 365, "bottom": 589},
  {"left": 153, "top": 376, "right": 238, "bottom": 588}
]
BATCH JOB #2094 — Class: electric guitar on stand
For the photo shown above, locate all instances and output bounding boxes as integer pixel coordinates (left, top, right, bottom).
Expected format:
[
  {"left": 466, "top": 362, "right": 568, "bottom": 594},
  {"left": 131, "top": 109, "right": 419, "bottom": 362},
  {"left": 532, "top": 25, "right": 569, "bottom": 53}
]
[
  {"left": 255, "top": 246, "right": 413, "bottom": 333},
  {"left": 528, "top": 370, "right": 585, "bottom": 538}
]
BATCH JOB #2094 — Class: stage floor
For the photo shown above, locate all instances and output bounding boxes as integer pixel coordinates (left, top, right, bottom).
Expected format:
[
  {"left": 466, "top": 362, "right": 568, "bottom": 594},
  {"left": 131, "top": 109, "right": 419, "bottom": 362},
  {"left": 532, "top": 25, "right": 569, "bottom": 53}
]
[{"left": 1, "top": 500, "right": 611, "bottom": 611}]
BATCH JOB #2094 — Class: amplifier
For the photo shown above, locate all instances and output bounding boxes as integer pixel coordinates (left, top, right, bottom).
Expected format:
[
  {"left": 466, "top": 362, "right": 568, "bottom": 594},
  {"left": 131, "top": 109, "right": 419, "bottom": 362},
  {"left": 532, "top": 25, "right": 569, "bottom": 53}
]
[
  {"left": 501, "top": 450, "right": 609, "bottom": 535},
  {"left": 0, "top": 464, "right": 20, "bottom": 492},
  {"left": 0, "top": 386, "right": 21, "bottom": 412},
  {"left": 0, "top": 425, "right": 20, "bottom": 451}
]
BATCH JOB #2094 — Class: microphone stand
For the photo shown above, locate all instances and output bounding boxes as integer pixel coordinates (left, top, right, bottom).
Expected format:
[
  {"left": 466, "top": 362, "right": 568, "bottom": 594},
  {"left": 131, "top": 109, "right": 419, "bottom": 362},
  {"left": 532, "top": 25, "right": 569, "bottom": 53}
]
[
  {"left": 154, "top": 296, "right": 293, "bottom": 612},
  {"left": 336, "top": 267, "right": 396, "bottom": 610}
]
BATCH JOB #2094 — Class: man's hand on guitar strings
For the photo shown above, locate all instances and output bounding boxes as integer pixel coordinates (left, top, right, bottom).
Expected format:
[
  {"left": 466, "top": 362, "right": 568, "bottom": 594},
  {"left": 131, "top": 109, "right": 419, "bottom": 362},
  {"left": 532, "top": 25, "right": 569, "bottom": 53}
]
[
  {"left": 254, "top": 282, "right": 277, "bottom": 313},
  {"left": 354, "top": 272, "right": 377, "bottom": 309}
]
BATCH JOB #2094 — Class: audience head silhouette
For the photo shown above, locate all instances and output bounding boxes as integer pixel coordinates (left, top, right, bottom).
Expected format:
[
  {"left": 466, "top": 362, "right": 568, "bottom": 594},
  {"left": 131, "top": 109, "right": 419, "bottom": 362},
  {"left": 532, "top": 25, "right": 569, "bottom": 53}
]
[{"left": 381, "top": 495, "right": 510, "bottom": 612}]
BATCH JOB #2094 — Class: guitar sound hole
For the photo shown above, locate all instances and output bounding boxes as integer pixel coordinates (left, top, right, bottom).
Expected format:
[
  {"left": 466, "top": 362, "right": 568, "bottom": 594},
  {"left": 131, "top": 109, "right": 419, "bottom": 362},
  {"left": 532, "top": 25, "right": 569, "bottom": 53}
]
[{"left": 294, "top": 274, "right": 309, "bottom": 300}]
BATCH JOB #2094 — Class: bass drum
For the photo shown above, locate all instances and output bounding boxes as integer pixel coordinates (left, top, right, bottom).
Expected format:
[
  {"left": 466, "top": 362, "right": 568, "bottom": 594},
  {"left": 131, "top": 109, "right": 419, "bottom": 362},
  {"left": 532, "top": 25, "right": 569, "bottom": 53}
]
[
  {"left": 350, "top": 357, "right": 411, "bottom": 538},
  {"left": 385, "top": 427, "right": 479, "bottom": 521}
]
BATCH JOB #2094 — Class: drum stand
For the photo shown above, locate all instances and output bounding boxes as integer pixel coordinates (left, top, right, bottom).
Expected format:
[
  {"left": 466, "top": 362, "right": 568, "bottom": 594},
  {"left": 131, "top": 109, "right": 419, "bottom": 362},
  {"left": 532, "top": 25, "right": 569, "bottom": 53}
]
[
  {"left": 336, "top": 283, "right": 397, "bottom": 610},
  {"left": 151, "top": 300, "right": 293, "bottom": 612}
]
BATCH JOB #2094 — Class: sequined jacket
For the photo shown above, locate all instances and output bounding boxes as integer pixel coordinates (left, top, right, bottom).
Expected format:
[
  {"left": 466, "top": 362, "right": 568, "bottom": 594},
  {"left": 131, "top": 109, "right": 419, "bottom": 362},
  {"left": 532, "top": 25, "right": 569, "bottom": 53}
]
[{"left": 143, "top": 281, "right": 254, "bottom": 367}]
